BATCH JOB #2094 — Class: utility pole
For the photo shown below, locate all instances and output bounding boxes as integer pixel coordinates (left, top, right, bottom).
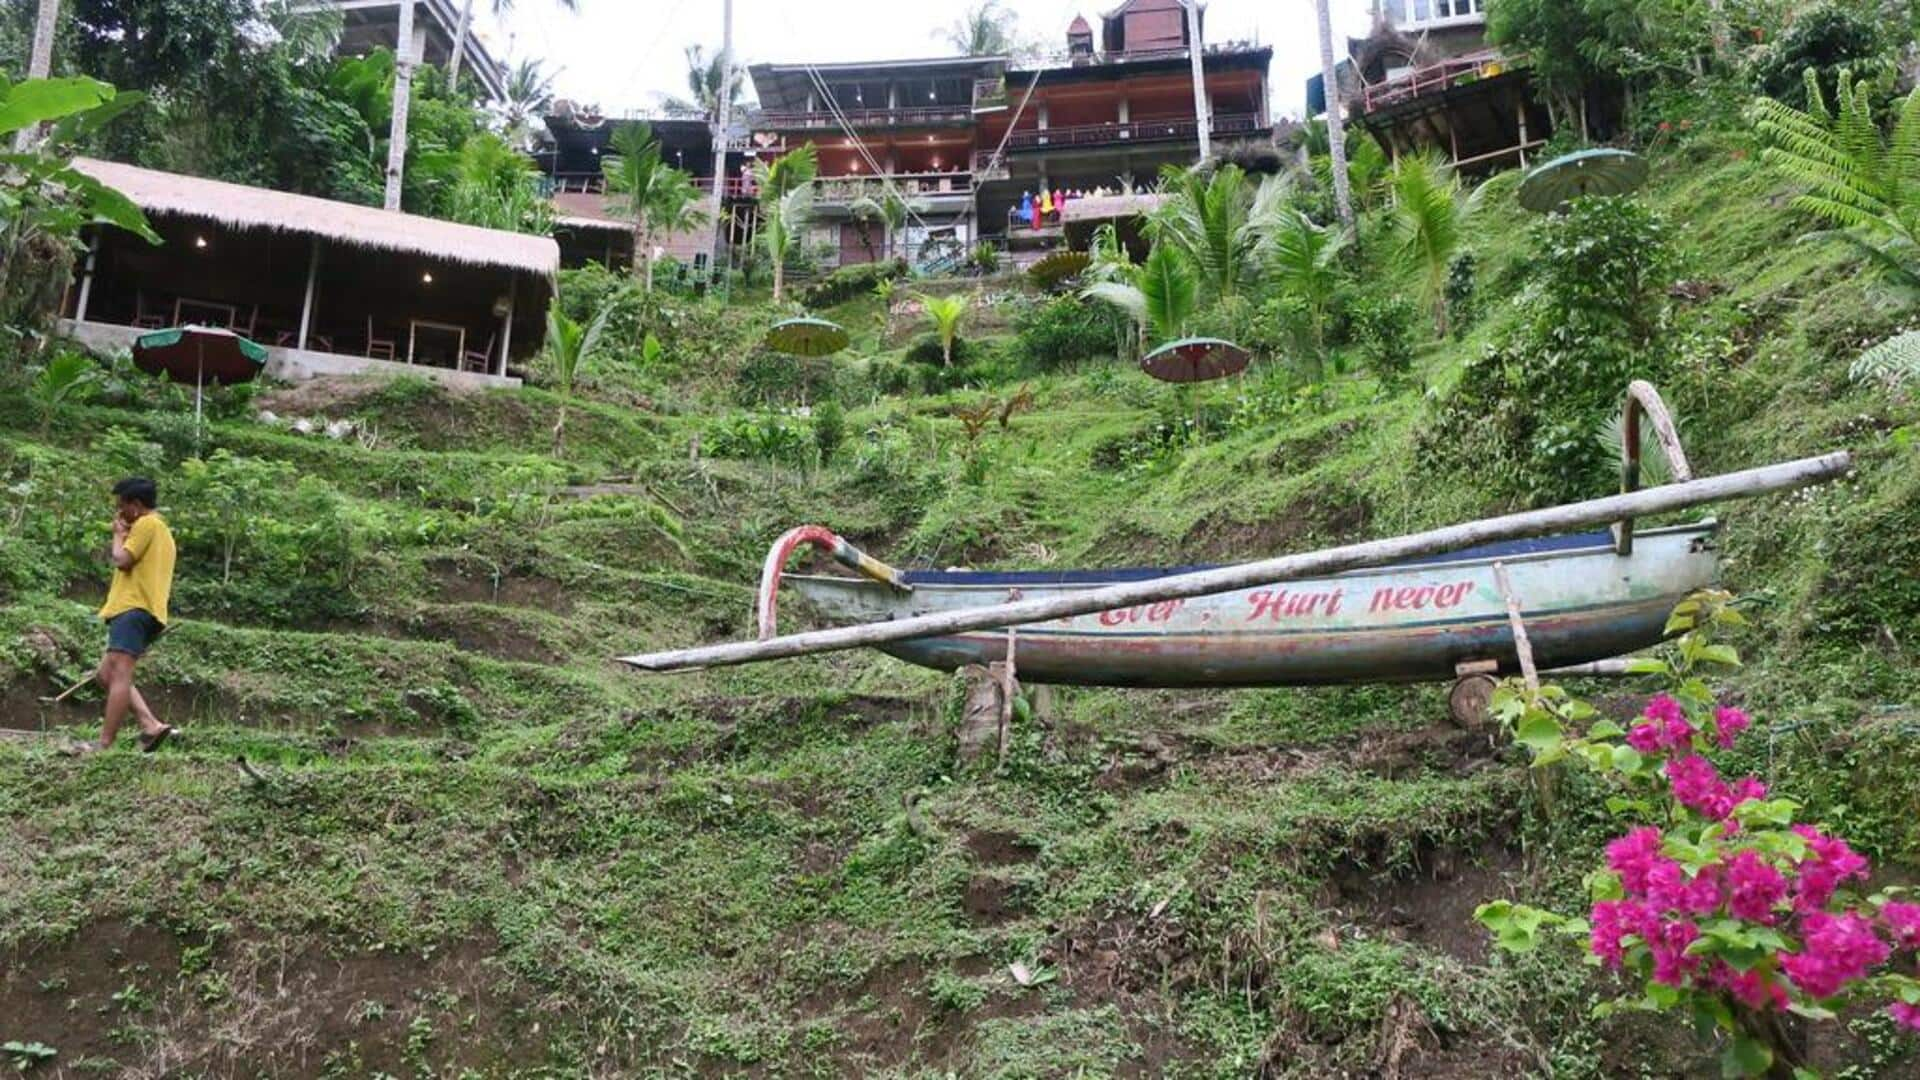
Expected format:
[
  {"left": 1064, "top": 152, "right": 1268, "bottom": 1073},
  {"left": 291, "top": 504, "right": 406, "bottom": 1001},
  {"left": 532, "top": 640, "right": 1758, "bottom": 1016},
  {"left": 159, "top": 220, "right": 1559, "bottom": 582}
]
[
  {"left": 1183, "top": 0, "right": 1210, "bottom": 162},
  {"left": 385, "top": 0, "right": 419, "bottom": 211},
  {"left": 707, "top": 0, "right": 736, "bottom": 286}
]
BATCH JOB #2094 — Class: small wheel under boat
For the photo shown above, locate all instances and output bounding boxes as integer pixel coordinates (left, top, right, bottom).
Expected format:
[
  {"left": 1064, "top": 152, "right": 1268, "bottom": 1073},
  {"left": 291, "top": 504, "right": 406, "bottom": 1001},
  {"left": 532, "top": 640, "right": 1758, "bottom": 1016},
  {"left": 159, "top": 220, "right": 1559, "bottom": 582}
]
[{"left": 1448, "top": 674, "right": 1499, "bottom": 731}]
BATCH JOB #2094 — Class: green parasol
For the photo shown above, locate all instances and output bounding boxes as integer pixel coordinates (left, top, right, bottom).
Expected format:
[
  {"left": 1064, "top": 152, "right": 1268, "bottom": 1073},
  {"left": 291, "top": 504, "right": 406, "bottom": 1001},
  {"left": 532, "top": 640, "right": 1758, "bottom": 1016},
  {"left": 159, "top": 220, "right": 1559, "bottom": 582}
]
[
  {"left": 1517, "top": 148, "right": 1650, "bottom": 213},
  {"left": 1027, "top": 250, "right": 1092, "bottom": 289},
  {"left": 1140, "top": 337, "right": 1251, "bottom": 384},
  {"left": 764, "top": 317, "right": 851, "bottom": 357},
  {"left": 133, "top": 324, "right": 268, "bottom": 427}
]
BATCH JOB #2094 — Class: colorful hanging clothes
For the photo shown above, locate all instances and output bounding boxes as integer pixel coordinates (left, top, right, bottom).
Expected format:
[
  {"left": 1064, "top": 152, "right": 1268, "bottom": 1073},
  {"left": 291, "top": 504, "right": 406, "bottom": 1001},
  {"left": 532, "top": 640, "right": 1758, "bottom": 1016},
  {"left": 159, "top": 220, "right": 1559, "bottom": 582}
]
[
  {"left": 1053, "top": 189, "right": 1068, "bottom": 219},
  {"left": 1039, "top": 189, "right": 1056, "bottom": 219},
  {"left": 1027, "top": 193, "right": 1041, "bottom": 228}
]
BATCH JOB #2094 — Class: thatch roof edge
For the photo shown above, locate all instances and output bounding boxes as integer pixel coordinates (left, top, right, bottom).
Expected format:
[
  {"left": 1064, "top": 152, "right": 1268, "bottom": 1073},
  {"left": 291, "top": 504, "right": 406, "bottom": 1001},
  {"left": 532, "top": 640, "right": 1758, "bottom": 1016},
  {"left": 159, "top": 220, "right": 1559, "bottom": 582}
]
[{"left": 74, "top": 157, "right": 561, "bottom": 280}]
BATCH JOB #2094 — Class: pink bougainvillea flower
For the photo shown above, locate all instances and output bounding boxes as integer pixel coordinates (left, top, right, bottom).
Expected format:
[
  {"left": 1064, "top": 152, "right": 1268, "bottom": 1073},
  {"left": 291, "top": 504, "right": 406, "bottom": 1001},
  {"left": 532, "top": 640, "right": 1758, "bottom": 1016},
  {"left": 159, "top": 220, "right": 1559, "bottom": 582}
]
[
  {"left": 1723, "top": 850, "right": 1787, "bottom": 924},
  {"left": 1649, "top": 918, "right": 1703, "bottom": 986},
  {"left": 1779, "top": 911, "right": 1889, "bottom": 999},
  {"left": 1711, "top": 960, "right": 1789, "bottom": 1011},
  {"left": 1647, "top": 860, "right": 1721, "bottom": 916},
  {"left": 1668, "top": 755, "right": 1731, "bottom": 818},
  {"left": 1644, "top": 694, "right": 1684, "bottom": 725},
  {"left": 1607, "top": 827, "right": 1666, "bottom": 896},
  {"left": 1882, "top": 901, "right": 1920, "bottom": 950},
  {"left": 1891, "top": 1002, "right": 1920, "bottom": 1032},
  {"left": 1590, "top": 899, "right": 1637, "bottom": 968},
  {"left": 1793, "top": 826, "right": 1872, "bottom": 912},
  {"left": 1713, "top": 706, "right": 1750, "bottom": 749},
  {"left": 1626, "top": 722, "right": 1663, "bottom": 753}
]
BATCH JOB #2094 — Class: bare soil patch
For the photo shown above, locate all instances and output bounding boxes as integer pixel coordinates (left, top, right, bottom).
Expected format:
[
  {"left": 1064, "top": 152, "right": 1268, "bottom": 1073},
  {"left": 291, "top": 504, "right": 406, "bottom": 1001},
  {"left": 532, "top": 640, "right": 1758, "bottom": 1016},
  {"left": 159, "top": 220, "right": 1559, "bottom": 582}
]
[{"left": 0, "top": 924, "right": 543, "bottom": 1078}]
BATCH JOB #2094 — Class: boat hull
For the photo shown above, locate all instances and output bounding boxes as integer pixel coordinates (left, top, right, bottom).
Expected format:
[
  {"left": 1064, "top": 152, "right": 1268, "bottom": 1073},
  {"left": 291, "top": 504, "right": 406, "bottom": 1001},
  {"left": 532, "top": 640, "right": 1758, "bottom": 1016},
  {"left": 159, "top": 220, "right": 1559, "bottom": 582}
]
[{"left": 786, "top": 524, "right": 1719, "bottom": 687}]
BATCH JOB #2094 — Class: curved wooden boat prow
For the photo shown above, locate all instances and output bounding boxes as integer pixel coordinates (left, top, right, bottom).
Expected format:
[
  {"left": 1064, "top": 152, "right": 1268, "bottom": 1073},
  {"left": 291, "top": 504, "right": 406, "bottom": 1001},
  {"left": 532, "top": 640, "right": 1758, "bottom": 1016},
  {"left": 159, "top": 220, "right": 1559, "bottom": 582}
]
[{"left": 784, "top": 522, "right": 1719, "bottom": 687}]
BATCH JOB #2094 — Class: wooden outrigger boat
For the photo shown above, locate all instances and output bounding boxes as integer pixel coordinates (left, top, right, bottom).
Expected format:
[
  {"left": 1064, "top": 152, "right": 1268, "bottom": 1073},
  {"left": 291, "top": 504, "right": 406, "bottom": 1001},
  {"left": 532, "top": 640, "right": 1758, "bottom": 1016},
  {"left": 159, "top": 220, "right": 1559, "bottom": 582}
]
[
  {"left": 778, "top": 523, "right": 1718, "bottom": 688},
  {"left": 620, "top": 384, "right": 1853, "bottom": 704}
]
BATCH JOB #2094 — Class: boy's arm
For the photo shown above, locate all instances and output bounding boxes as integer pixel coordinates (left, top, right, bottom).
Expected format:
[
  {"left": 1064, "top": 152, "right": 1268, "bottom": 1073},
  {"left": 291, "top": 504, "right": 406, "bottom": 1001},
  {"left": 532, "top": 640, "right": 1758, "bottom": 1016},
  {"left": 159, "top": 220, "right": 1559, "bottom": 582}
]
[{"left": 111, "top": 517, "right": 151, "bottom": 570}]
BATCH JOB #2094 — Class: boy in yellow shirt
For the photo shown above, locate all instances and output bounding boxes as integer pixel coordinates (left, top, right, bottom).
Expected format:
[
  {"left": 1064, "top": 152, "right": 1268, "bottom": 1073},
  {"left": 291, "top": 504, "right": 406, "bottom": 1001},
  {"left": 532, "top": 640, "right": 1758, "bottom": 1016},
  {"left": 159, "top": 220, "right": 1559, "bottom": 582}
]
[{"left": 92, "top": 477, "right": 177, "bottom": 752}]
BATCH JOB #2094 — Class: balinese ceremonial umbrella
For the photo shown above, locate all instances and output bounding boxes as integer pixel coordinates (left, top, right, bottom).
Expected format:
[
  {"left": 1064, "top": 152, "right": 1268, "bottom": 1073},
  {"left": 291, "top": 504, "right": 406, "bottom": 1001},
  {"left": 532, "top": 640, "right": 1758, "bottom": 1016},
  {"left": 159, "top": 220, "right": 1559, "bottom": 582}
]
[
  {"left": 764, "top": 317, "right": 851, "bottom": 357},
  {"left": 1140, "top": 337, "right": 1252, "bottom": 384},
  {"left": 1027, "top": 249, "right": 1091, "bottom": 289},
  {"left": 132, "top": 325, "right": 268, "bottom": 426},
  {"left": 1517, "top": 148, "right": 1650, "bottom": 213}
]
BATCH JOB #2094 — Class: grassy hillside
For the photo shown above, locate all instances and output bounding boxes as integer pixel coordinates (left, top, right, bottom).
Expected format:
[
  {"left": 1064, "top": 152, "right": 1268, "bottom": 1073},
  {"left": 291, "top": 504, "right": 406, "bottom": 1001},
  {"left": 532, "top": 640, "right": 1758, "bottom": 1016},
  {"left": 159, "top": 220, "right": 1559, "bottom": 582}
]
[{"left": 2, "top": 130, "right": 1918, "bottom": 1077}]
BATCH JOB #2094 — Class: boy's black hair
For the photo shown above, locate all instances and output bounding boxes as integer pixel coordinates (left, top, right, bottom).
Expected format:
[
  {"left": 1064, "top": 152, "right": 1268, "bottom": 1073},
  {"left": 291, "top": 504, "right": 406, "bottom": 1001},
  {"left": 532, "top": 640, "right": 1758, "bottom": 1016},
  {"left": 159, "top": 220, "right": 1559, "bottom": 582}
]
[{"left": 112, "top": 476, "right": 158, "bottom": 508}]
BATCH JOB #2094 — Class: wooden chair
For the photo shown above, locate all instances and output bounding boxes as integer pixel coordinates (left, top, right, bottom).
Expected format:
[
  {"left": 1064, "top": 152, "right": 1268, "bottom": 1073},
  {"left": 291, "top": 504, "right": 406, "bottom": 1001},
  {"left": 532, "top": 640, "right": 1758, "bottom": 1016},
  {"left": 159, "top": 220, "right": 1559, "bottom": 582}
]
[
  {"left": 364, "top": 316, "right": 397, "bottom": 362},
  {"left": 461, "top": 333, "right": 496, "bottom": 374}
]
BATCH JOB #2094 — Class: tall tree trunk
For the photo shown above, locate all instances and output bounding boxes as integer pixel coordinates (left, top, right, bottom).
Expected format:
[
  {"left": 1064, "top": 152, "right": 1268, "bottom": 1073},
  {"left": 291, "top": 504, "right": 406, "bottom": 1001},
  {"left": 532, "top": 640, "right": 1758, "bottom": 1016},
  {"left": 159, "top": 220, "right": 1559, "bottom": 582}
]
[
  {"left": 1312, "top": 0, "right": 1355, "bottom": 228},
  {"left": 1183, "top": 0, "right": 1210, "bottom": 162},
  {"left": 448, "top": 0, "right": 474, "bottom": 83},
  {"left": 772, "top": 241, "right": 785, "bottom": 302},
  {"left": 385, "top": 1, "right": 418, "bottom": 211},
  {"left": 12, "top": 0, "right": 61, "bottom": 150},
  {"left": 706, "top": 0, "right": 735, "bottom": 276}
]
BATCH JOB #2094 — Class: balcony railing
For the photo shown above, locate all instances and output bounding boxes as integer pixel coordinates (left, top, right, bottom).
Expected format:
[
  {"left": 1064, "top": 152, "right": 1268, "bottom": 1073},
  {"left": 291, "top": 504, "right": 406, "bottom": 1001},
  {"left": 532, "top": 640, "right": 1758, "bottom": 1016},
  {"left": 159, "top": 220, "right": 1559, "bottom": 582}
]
[
  {"left": 545, "top": 174, "right": 755, "bottom": 199},
  {"left": 757, "top": 104, "right": 977, "bottom": 131},
  {"left": 997, "top": 112, "right": 1263, "bottom": 154},
  {"left": 1009, "top": 39, "right": 1268, "bottom": 71},
  {"left": 812, "top": 172, "right": 974, "bottom": 205},
  {"left": 1360, "top": 50, "right": 1526, "bottom": 113}
]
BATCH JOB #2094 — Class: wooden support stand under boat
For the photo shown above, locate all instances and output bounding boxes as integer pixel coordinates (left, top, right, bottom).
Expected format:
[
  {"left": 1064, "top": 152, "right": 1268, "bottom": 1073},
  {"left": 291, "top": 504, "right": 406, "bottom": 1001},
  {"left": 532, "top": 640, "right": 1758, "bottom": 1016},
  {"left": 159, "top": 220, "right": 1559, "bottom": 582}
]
[{"left": 619, "top": 384, "right": 1853, "bottom": 688}]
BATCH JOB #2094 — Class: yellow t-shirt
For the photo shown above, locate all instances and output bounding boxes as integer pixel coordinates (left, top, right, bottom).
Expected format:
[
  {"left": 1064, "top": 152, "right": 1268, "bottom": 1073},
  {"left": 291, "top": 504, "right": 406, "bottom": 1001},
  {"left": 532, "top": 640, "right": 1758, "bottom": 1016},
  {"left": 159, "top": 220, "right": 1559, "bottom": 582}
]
[{"left": 100, "top": 513, "right": 176, "bottom": 626}]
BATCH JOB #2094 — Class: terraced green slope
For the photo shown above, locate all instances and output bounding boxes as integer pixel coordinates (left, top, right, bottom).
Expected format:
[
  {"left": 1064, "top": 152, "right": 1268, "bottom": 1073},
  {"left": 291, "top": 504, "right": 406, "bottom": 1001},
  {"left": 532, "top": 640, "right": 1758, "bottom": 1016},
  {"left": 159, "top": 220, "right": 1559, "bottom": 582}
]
[{"left": 2, "top": 137, "right": 1918, "bottom": 1076}]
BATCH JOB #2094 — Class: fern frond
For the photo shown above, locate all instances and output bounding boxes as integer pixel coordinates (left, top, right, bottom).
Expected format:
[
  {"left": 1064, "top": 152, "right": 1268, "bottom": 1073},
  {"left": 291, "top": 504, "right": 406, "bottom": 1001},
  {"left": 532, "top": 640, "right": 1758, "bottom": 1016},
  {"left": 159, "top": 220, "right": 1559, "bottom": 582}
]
[
  {"left": 1850, "top": 330, "right": 1920, "bottom": 387},
  {"left": 1888, "top": 88, "right": 1920, "bottom": 217}
]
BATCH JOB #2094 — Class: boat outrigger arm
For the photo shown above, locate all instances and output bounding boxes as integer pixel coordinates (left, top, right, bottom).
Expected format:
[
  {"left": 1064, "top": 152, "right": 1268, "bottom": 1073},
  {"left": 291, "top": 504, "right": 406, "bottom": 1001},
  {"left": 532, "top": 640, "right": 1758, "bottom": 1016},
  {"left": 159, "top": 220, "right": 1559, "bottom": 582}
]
[{"left": 620, "top": 383, "right": 1852, "bottom": 678}]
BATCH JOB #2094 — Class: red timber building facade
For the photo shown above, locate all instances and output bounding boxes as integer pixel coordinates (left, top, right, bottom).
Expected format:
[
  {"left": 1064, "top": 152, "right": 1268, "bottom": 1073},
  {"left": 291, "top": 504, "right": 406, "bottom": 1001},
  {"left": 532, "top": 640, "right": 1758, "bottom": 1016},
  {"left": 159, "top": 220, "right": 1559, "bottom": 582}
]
[{"left": 535, "top": 1, "right": 1271, "bottom": 273}]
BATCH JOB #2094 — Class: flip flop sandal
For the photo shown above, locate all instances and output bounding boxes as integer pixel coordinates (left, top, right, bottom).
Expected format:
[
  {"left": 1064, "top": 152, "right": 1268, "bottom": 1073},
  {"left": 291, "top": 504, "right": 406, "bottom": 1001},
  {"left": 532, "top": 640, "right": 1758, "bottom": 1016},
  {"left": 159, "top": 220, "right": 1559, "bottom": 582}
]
[{"left": 140, "top": 725, "right": 175, "bottom": 754}]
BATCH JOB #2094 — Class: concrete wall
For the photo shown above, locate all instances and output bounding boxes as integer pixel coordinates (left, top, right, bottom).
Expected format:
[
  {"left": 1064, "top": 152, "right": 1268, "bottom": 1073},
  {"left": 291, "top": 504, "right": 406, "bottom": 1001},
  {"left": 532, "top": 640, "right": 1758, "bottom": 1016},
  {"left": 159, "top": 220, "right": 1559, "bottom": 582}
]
[{"left": 59, "top": 319, "right": 523, "bottom": 391}]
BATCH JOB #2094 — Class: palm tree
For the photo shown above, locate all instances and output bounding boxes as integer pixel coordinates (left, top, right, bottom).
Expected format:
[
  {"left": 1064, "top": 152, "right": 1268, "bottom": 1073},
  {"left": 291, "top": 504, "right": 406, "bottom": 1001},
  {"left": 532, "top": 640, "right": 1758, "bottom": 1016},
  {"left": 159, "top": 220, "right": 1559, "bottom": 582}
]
[
  {"left": 1260, "top": 203, "right": 1350, "bottom": 365},
  {"left": 753, "top": 145, "right": 819, "bottom": 302},
  {"left": 940, "top": 0, "right": 1018, "bottom": 56},
  {"left": 1147, "top": 163, "right": 1284, "bottom": 301},
  {"left": 660, "top": 44, "right": 745, "bottom": 119},
  {"left": 847, "top": 190, "right": 910, "bottom": 260},
  {"left": 1755, "top": 70, "right": 1920, "bottom": 301},
  {"left": 544, "top": 302, "right": 614, "bottom": 456},
  {"left": 919, "top": 293, "right": 971, "bottom": 366},
  {"left": 1082, "top": 243, "right": 1199, "bottom": 348},
  {"left": 1311, "top": 0, "right": 1355, "bottom": 228},
  {"left": 449, "top": 0, "right": 581, "bottom": 87},
  {"left": 603, "top": 122, "right": 710, "bottom": 292},
  {"left": 499, "top": 58, "right": 556, "bottom": 148},
  {"left": 1388, "top": 153, "right": 1470, "bottom": 336}
]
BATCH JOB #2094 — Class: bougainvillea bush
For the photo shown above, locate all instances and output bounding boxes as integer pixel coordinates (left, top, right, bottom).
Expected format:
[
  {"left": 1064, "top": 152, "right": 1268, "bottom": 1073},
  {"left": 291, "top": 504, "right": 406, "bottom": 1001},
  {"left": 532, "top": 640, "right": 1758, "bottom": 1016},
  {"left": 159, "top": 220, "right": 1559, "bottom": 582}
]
[{"left": 1476, "top": 592, "right": 1920, "bottom": 1077}]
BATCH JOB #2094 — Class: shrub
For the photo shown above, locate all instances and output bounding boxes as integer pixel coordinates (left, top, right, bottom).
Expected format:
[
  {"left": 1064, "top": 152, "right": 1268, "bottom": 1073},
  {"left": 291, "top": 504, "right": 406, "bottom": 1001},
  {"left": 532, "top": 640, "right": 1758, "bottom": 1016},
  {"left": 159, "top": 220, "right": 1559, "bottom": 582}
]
[
  {"left": 1477, "top": 593, "right": 1920, "bottom": 1077},
  {"left": 812, "top": 398, "right": 846, "bottom": 463},
  {"left": 905, "top": 333, "right": 975, "bottom": 368},
  {"left": 970, "top": 243, "right": 1000, "bottom": 275},
  {"left": 800, "top": 259, "right": 906, "bottom": 308},
  {"left": 705, "top": 412, "right": 813, "bottom": 467},
  {"left": 1420, "top": 195, "right": 1677, "bottom": 501},
  {"left": 1012, "top": 296, "right": 1116, "bottom": 371},
  {"left": 1444, "top": 251, "right": 1477, "bottom": 336},
  {"left": 734, "top": 350, "right": 839, "bottom": 408},
  {"left": 864, "top": 356, "right": 913, "bottom": 397},
  {"left": 1750, "top": 3, "right": 1890, "bottom": 109},
  {"left": 1347, "top": 293, "right": 1418, "bottom": 385}
]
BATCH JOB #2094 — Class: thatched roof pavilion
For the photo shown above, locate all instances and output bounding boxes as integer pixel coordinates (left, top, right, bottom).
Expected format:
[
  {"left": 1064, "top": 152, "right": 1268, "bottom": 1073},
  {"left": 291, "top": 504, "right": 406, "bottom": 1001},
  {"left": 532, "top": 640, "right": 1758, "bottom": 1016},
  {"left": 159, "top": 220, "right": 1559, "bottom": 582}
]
[{"left": 62, "top": 158, "right": 560, "bottom": 388}]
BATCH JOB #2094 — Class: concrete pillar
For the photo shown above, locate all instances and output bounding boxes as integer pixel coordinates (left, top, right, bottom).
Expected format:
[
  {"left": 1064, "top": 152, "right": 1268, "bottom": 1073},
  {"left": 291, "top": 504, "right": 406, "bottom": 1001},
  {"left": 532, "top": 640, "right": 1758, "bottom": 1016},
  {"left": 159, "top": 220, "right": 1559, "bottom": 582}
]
[
  {"left": 1038, "top": 103, "right": 1049, "bottom": 130},
  {"left": 1118, "top": 98, "right": 1130, "bottom": 124},
  {"left": 74, "top": 228, "right": 97, "bottom": 322}
]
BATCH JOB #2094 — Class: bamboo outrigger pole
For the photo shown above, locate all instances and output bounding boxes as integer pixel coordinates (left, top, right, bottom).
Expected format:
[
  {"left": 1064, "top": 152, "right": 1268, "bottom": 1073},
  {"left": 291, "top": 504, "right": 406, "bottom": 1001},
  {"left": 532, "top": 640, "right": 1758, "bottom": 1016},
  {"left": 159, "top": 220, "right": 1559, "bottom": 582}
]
[{"left": 620, "top": 450, "right": 1851, "bottom": 674}]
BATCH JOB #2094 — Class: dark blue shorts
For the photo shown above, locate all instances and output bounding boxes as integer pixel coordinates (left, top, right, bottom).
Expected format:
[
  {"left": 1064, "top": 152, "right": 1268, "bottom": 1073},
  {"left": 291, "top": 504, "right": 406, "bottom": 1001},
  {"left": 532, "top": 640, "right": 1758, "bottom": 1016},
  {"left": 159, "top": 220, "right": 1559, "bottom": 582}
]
[{"left": 105, "top": 609, "right": 165, "bottom": 657}]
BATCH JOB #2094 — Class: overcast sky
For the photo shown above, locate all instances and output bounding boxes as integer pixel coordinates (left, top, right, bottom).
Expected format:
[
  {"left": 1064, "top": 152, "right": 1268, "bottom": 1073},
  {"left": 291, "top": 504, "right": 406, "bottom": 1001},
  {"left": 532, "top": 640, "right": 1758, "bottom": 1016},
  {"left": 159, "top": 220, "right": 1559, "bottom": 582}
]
[{"left": 483, "top": 0, "right": 1378, "bottom": 120}]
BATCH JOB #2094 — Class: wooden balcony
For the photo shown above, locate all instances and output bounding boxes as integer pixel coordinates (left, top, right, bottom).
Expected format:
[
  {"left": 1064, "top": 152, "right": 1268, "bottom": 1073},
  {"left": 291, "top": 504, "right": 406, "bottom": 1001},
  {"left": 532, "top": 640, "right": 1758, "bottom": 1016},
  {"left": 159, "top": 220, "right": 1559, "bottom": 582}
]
[
  {"left": 1361, "top": 50, "right": 1527, "bottom": 114},
  {"left": 756, "top": 104, "right": 976, "bottom": 131},
  {"left": 998, "top": 112, "right": 1264, "bottom": 154},
  {"left": 812, "top": 172, "right": 974, "bottom": 206}
]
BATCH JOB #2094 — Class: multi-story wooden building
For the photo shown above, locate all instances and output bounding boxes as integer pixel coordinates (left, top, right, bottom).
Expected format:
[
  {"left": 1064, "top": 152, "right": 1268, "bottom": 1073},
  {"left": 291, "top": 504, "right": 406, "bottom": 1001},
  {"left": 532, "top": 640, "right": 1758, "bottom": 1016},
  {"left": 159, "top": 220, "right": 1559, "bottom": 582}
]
[{"left": 533, "top": 2, "right": 1273, "bottom": 274}]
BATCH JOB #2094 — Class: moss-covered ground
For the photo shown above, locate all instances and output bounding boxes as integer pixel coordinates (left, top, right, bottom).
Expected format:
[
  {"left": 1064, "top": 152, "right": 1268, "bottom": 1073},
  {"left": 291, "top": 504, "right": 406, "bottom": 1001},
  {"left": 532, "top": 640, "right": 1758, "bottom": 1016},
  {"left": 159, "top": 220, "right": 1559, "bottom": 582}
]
[{"left": 2, "top": 132, "right": 1918, "bottom": 1077}]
